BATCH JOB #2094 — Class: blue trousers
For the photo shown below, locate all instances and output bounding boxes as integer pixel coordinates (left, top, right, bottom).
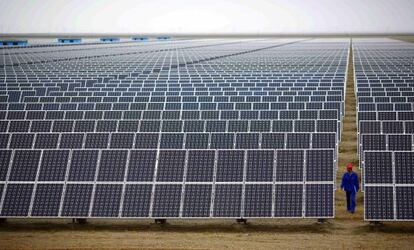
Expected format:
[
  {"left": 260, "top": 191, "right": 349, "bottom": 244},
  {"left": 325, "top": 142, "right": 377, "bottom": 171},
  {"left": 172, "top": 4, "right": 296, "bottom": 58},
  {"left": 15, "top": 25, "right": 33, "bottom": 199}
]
[{"left": 346, "top": 191, "right": 356, "bottom": 212}]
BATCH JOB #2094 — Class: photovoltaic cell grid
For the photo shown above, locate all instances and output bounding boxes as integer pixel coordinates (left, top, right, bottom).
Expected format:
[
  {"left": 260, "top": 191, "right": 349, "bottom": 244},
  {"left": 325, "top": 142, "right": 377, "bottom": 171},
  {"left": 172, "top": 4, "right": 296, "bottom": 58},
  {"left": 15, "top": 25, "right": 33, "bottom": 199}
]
[
  {"left": 0, "top": 38, "right": 347, "bottom": 219},
  {"left": 354, "top": 38, "right": 414, "bottom": 220}
]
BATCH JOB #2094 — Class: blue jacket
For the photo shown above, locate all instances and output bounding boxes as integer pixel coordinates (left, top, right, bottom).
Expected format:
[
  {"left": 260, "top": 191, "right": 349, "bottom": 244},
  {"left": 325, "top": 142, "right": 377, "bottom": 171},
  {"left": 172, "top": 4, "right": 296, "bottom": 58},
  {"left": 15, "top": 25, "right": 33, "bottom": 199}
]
[{"left": 341, "top": 172, "right": 359, "bottom": 193}]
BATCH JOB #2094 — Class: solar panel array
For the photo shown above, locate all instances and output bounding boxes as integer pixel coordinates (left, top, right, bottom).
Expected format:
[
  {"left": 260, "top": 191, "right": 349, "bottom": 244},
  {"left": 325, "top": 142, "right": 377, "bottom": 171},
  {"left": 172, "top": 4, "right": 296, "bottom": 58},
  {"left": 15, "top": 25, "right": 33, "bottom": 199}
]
[
  {"left": 0, "top": 38, "right": 348, "bottom": 219},
  {"left": 354, "top": 38, "right": 414, "bottom": 221}
]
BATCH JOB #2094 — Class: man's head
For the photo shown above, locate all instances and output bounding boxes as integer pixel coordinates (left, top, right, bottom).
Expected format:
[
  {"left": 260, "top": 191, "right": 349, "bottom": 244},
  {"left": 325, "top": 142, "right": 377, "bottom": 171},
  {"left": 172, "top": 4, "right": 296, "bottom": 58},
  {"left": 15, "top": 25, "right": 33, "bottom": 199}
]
[{"left": 346, "top": 163, "right": 353, "bottom": 172}]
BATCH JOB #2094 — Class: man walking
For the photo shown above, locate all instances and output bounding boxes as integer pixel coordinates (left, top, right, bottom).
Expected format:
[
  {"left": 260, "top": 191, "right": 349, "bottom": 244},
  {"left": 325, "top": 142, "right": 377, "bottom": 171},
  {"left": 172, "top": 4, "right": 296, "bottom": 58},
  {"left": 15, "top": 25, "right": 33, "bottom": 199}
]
[{"left": 340, "top": 163, "right": 359, "bottom": 213}]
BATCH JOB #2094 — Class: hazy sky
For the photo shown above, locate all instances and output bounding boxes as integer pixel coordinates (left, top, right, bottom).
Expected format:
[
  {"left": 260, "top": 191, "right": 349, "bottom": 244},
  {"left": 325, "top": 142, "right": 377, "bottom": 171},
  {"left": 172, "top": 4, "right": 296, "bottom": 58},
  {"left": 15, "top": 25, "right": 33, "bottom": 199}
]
[{"left": 1, "top": 0, "right": 413, "bottom": 34}]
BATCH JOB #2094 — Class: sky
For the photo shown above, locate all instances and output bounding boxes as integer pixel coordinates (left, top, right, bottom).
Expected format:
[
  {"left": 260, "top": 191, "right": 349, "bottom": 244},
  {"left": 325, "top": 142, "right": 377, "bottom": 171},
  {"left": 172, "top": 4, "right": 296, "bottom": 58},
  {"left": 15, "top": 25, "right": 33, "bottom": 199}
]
[{"left": 0, "top": 0, "right": 413, "bottom": 34}]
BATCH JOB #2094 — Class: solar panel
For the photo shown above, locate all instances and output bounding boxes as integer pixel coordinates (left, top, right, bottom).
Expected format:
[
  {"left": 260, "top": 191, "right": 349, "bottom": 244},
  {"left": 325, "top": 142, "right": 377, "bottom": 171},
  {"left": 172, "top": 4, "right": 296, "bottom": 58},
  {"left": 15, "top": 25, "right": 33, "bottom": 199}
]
[
  {"left": 152, "top": 184, "right": 182, "bottom": 217},
  {"left": 210, "top": 133, "right": 234, "bottom": 149},
  {"left": 389, "top": 135, "right": 412, "bottom": 151},
  {"left": 244, "top": 184, "right": 273, "bottom": 217},
  {"left": 286, "top": 133, "right": 310, "bottom": 149},
  {"left": 127, "top": 150, "right": 156, "bottom": 181},
  {"left": 38, "top": 150, "right": 69, "bottom": 181},
  {"left": 98, "top": 150, "right": 127, "bottom": 181},
  {"left": 159, "top": 133, "right": 184, "bottom": 149},
  {"left": 396, "top": 187, "right": 414, "bottom": 220},
  {"left": 274, "top": 184, "right": 303, "bottom": 217},
  {"left": 365, "top": 186, "right": 394, "bottom": 220},
  {"left": 182, "top": 184, "right": 212, "bottom": 217},
  {"left": 31, "top": 184, "right": 63, "bottom": 217},
  {"left": 216, "top": 150, "right": 244, "bottom": 182},
  {"left": 10, "top": 134, "right": 34, "bottom": 149},
  {"left": 0, "top": 150, "right": 12, "bottom": 181},
  {"left": 1, "top": 184, "right": 33, "bottom": 216},
  {"left": 185, "top": 133, "right": 209, "bottom": 149},
  {"left": 110, "top": 133, "right": 134, "bottom": 148},
  {"left": 9, "top": 150, "right": 41, "bottom": 181},
  {"left": 60, "top": 133, "right": 84, "bottom": 149},
  {"left": 235, "top": 133, "right": 259, "bottom": 149},
  {"left": 91, "top": 184, "right": 123, "bottom": 217},
  {"left": 305, "top": 184, "right": 334, "bottom": 217},
  {"left": 213, "top": 184, "right": 242, "bottom": 217},
  {"left": 61, "top": 184, "right": 93, "bottom": 217},
  {"left": 68, "top": 150, "right": 98, "bottom": 181},
  {"left": 134, "top": 133, "right": 159, "bottom": 149},
  {"left": 395, "top": 152, "right": 414, "bottom": 184},
  {"left": 156, "top": 150, "right": 186, "bottom": 182},
  {"left": 276, "top": 150, "right": 304, "bottom": 182},
  {"left": 186, "top": 150, "right": 215, "bottom": 182},
  {"left": 246, "top": 150, "right": 274, "bottom": 182},
  {"left": 306, "top": 150, "right": 334, "bottom": 181},
  {"left": 122, "top": 184, "right": 152, "bottom": 217}
]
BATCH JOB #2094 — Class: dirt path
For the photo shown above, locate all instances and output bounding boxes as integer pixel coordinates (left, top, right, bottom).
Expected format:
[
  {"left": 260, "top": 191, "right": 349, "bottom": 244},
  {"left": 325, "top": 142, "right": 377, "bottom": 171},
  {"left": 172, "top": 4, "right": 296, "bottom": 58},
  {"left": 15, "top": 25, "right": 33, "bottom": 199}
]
[
  {"left": 335, "top": 39, "right": 362, "bottom": 222},
  {"left": 1, "top": 39, "right": 414, "bottom": 250}
]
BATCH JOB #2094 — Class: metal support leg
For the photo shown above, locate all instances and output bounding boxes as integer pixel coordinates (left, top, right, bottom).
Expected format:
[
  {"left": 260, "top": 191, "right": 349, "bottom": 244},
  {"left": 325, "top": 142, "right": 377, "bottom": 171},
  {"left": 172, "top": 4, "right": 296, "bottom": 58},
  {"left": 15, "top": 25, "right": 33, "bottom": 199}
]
[
  {"left": 73, "top": 218, "right": 87, "bottom": 224},
  {"left": 369, "top": 221, "right": 383, "bottom": 226},
  {"left": 236, "top": 218, "right": 247, "bottom": 224},
  {"left": 317, "top": 218, "right": 326, "bottom": 224},
  {"left": 155, "top": 219, "right": 167, "bottom": 224}
]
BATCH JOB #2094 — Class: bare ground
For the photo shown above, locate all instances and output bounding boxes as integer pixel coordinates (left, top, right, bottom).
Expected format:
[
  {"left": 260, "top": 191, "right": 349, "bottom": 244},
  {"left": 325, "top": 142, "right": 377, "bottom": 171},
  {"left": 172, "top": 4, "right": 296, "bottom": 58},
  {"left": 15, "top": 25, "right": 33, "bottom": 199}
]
[
  {"left": 1, "top": 41, "right": 414, "bottom": 250},
  {"left": 392, "top": 36, "right": 414, "bottom": 43}
]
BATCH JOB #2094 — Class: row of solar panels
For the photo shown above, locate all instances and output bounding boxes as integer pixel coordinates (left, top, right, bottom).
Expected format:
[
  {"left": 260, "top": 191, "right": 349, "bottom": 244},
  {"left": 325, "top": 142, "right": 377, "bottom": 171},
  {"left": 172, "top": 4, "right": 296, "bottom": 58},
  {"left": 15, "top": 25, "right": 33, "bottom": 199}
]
[
  {"left": 1, "top": 75, "right": 347, "bottom": 80},
  {"left": 0, "top": 39, "right": 251, "bottom": 66},
  {"left": 363, "top": 151, "right": 414, "bottom": 184},
  {"left": 359, "top": 134, "right": 414, "bottom": 156},
  {"left": 1, "top": 73, "right": 346, "bottom": 78},
  {"left": 0, "top": 148, "right": 335, "bottom": 218},
  {"left": 20, "top": 89, "right": 345, "bottom": 96},
  {"left": 3, "top": 44, "right": 318, "bottom": 68},
  {"left": 357, "top": 90, "right": 414, "bottom": 95},
  {"left": 365, "top": 185, "right": 414, "bottom": 220},
  {"left": 1, "top": 51, "right": 346, "bottom": 68},
  {"left": 358, "top": 96, "right": 414, "bottom": 103},
  {"left": 0, "top": 183, "right": 334, "bottom": 218},
  {"left": 357, "top": 79, "right": 414, "bottom": 81},
  {"left": 0, "top": 132, "right": 338, "bottom": 150},
  {"left": 358, "top": 111, "right": 414, "bottom": 121},
  {"left": 357, "top": 84, "right": 414, "bottom": 88},
  {"left": 0, "top": 149, "right": 335, "bottom": 182},
  {"left": 358, "top": 103, "right": 414, "bottom": 111},
  {"left": 3, "top": 86, "right": 345, "bottom": 92},
  {"left": 359, "top": 121, "right": 414, "bottom": 134},
  {"left": 358, "top": 87, "right": 414, "bottom": 96},
  {"left": 1, "top": 78, "right": 346, "bottom": 83},
  {"left": 15, "top": 95, "right": 344, "bottom": 103},
  {"left": 0, "top": 110, "right": 340, "bottom": 120},
  {"left": 1, "top": 50, "right": 346, "bottom": 76},
  {"left": 0, "top": 39, "right": 347, "bottom": 219},
  {"left": 0, "top": 102, "right": 343, "bottom": 116},
  {"left": 5, "top": 93, "right": 345, "bottom": 103},
  {"left": 354, "top": 39, "right": 414, "bottom": 221},
  {"left": 0, "top": 119, "right": 339, "bottom": 133}
]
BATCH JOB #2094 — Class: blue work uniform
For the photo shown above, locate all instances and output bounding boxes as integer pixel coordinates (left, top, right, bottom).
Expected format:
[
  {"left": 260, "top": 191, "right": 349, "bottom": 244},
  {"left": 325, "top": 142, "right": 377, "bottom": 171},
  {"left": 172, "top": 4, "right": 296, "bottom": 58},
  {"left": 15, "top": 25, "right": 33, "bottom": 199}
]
[{"left": 340, "top": 171, "right": 359, "bottom": 213}]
